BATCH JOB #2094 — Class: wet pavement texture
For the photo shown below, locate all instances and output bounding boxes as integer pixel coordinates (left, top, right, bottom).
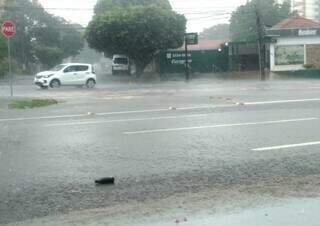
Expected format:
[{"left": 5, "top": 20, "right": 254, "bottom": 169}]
[{"left": 1, "top": 74, "right": 320, "bottom": 224}]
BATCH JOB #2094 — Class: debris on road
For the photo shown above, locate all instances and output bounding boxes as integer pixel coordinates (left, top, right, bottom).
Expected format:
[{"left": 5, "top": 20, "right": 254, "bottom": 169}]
[
  {"left": 174, "top": 217, "right": 188, "bottom": 224},
  {"left": 95, "top": 177, "right": 115, "bottom": 185}
]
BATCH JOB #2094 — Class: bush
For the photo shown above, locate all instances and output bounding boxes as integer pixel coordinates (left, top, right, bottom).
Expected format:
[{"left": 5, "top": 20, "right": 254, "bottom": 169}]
[{"left": 9, "top": 99, "right": 58, "bottom": 109}]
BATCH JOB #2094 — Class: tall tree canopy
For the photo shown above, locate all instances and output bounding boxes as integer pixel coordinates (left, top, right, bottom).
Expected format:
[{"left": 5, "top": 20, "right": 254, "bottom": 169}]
[
  {"left": 1, "top": 0, "right": 84, "bottom": 69},
  {"left": 94, "top": 0, "right": 171, "bottom": 14},
  {"left": 199, "top": 24, "right": 230, "bottom": 40},
  {"left": 230, "top": 0, "right": 291, "bottom": 42},
  {"left": 86, "top": 0, "right": 186, "bottom": 75}
]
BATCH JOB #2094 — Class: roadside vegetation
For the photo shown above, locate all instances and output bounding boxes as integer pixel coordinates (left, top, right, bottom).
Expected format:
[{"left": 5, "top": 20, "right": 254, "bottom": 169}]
[
  {"left": 0, "top": 0, "right": 84, "bottom": 78},
  {"left": 86, "top": 0, "right": 186, "bottom": 76},
  {"left": 9, "top": 99, "right": 58, "bottom": 109},
  {"left": 230, "top": 0, "right": 292, "bottom": 42}
]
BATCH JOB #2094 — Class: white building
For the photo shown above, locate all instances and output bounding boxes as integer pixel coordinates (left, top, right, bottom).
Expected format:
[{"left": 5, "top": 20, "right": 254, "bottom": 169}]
[
  {"left": 277, "top": 0, "right": 319, "bottom": 20},
  {"left": 267, "top": 16, "right": 320, "bottom": 71}
]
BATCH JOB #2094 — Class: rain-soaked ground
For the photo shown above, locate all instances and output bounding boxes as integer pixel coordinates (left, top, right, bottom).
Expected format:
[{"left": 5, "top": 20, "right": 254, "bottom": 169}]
[
  {"left": 1, "top": 73, "right": 320, "bottom": 225},
  {"left": 8, "top": 196, "right": 320, "bottom": 226}
]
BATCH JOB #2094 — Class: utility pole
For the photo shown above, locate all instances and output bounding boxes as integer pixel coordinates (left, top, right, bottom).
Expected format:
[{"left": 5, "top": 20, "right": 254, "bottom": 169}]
[
  {"left": 254, "top": 3, "right": 266, "bottom": 81},
  {"left": 184, "top": 35, "right": 190, "bottom": 82}
]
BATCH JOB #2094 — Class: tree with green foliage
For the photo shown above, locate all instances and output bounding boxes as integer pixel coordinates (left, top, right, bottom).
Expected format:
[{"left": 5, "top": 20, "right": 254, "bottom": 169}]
[
  {"left": 1, "top": 0, "right": 84, "bottom": 70},
  {"left": 86, "top": 0, "right": 186, "bottom": 76},
  {"left": 94, "top": 0, "right": 171, "bottom": 14},
  {"left": 33, "top": 45, "right": 63, "bottom": 68},
  {"left": 0, "top": 36, "right": 7, "bottom": 61},
  {"left": 199, "top": 24, "right": 230, "bottom": 40},
  {"left": 0, "top": 35, "right": 8, "bottom": 77},
  {"left": 230, "top": 0, "right": 291, "bottom": 42}
]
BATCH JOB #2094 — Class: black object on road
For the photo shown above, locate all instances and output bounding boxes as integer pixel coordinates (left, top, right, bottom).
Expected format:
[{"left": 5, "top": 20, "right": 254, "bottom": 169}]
[{"left": 95, "top": 177, "right": 115, "bottom": 185}]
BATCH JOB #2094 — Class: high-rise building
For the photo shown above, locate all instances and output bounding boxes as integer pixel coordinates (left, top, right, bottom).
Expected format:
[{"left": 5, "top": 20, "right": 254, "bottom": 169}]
[
  {"left": 0, "top": 0, "right": 5, "bottom": 15},
  {"left": 277, "top": 0, "right": 320, "bottom": 20}
]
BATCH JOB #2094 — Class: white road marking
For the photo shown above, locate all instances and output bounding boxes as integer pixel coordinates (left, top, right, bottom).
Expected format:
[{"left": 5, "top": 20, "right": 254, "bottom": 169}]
[
  {"left": 94, "top": 104, "right": 236, "bottom": 116},
  {"left": 252, "top": 141, "right": 320, "bottom": 151},
  {"left": 244, "top": 98, "right": 320, "bottom": 105},
  {"left": 124, "top": 118, "right": 318, "bottom": 135},
  {"left": 0, "top": 105, "right": 232, "bottom": 122},
  {"left": 45, "top": 114, "right": 209, "bottom": 127},
  {"left": 0, "top": 113, "right": 88, "bottom": 122},
  {"left": 0, "top": 98, "right": 320, "bottom": 122}
]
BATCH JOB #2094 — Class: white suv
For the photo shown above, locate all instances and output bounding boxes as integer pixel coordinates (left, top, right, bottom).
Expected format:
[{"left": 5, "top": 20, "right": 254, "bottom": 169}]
[{"left": 34, "top": 63, "right": 97, "bottom": 89}]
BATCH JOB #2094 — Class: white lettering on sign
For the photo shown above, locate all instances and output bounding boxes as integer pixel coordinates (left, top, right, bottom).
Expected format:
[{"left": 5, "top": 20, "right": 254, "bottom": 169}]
[
  {"left": 172, "top": 53, "right": 192, "bottom": 58},
  {"left": 298, "top": 29, "right": 317, "bottom": 36},
  {"left": 2, "top": 27, "right": 14, "bottom": 32},
  {"left": 171, "top": 59, "right": 192, "bottom": 65}
]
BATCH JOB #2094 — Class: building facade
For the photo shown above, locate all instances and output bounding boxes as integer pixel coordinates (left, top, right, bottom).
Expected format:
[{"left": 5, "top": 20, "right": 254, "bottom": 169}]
[{"left": 267, "top": 16, "right": 320, "bottom": 71}]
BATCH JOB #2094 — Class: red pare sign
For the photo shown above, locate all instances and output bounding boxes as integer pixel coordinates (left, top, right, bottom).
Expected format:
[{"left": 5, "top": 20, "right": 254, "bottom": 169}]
[{"left": 1, "top": 20, "right": 16, "bottom": 38}]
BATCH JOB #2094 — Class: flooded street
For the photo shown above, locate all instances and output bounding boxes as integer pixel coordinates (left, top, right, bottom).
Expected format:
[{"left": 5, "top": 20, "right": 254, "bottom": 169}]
[{"left": 1, "top": 76, "right": 320, "bottom": 224}]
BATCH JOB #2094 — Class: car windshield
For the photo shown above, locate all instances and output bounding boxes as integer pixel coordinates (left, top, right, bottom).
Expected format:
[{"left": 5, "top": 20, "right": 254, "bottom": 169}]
[
  {"left": 2, "top": 0, "right": 320, "bottom": 226},
  {"left": 49, "top": 64, "right": 67, "bottom": 71},
  {"left": 114, "top": 58, "right": 128, "bottom": 65}
]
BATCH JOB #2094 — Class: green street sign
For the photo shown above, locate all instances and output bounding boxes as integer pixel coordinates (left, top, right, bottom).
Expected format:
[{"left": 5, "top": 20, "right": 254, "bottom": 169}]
[{"left": 185, "top": 33, "right": 198, "bottom": 45}]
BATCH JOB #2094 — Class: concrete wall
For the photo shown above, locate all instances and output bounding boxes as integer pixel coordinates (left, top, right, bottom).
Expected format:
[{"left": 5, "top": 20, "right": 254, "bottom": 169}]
[{"left": 270, "top": 36, "right": 320, "bottom": 71}]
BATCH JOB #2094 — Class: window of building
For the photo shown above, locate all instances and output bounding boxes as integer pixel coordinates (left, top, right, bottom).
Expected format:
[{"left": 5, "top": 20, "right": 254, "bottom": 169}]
[{"left": 275, "top": 45, "right": 305, "bottom": 65}]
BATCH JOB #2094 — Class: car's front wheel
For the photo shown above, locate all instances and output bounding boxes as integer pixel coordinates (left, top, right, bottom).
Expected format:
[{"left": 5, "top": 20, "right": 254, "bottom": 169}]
[
  {"left": 86, "top": 79, "right": 96, "bottom": 88},
  {"left": 50, "top": 79, "right": 61, "bottom": 88}
]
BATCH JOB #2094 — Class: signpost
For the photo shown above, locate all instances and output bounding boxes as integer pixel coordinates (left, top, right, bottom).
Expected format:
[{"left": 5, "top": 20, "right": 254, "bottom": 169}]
[
  {"left": 1, "top": 20, "right": 16, "bottom": 97},
  {"left": 184, "top": 33, "right": 198, "bottom": 81}
]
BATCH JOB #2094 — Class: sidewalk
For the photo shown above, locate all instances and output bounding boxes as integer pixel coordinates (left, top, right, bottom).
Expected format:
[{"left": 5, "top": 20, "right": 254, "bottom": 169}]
[{"left": 6, "top": 197, "right": 320, "bottom": 226}]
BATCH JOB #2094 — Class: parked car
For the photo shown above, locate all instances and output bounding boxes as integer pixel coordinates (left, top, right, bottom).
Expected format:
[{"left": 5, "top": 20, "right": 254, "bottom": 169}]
[
  {"left": 34, "top": 63, "right": 97, "bottom": 89},
  {"left": 112, "top": 55, "right": 131, "bottom": 75}
]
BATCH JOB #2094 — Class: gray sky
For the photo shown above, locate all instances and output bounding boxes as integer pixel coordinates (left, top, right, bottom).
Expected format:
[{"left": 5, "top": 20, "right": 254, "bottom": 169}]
[{"left": 38, "top": 0, "right": 247, "bottom": 32}]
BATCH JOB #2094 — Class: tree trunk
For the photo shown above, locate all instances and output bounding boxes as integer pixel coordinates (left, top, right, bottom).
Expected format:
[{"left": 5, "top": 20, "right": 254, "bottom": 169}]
[{"left": 135, "top": 61, "right": 147, "bottom": 78}]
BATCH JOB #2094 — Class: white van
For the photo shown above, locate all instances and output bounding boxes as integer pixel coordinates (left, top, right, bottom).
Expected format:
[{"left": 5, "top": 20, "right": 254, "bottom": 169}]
[{"left": 112, "top": 55, "right": 131, "bottom": 75}]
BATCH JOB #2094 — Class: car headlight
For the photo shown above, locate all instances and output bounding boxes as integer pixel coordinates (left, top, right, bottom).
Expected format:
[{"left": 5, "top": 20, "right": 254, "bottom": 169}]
[{"left": 43, "top": 74, "right": 54, "bottom": 78}]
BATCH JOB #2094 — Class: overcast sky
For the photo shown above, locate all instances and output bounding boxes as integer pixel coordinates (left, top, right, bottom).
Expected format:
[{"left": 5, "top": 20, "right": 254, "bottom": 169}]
[{"left": 38, "top": 0, "right": 247, "bottom": 32}]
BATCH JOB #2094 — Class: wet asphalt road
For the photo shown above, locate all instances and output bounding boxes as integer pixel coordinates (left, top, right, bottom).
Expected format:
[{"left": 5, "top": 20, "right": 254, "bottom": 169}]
[{"left": 1, "top": 75, "right": 320, "bottom": 224}]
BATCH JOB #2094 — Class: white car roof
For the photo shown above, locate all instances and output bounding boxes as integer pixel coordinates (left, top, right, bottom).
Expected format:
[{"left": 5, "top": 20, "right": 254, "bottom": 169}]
[{"left": 63, "top": 63, "right": 91, "bottom": 66}]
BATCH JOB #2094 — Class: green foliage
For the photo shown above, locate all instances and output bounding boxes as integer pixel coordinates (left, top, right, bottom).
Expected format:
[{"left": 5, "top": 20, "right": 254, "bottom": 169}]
[
  {"left": 34, "top": 45, "right": 63, "bottom": 68},
  {"left": 0, "top": 36, "right": 7, "bottom": 60},
  {"left": 199, "top": 24, "right": 230, "bottom": 40},
  {"left": 94, "top": 0, "right": 171, "bottom": 14},
  {"left": 0, "top": 36, "right": 7, "bottom": 77},
  {"left": 0, "top": 57, "right": 20, "bottom": 77},
  {"left": 230, "top": 0, "right": 291, "bottom": 42},
  {"left": 9, "top": 98, "right": 58, "bottom": 109},
  {"left": 1, "top": 0, "right": 84, "bottom": 70},
  {"left": 87, "top": 4, "right": 186, "bottom": 75}
]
